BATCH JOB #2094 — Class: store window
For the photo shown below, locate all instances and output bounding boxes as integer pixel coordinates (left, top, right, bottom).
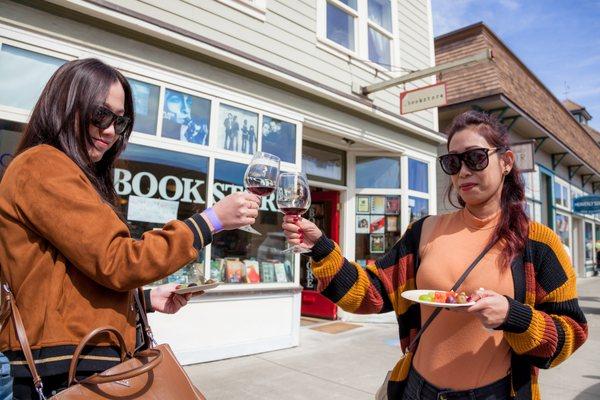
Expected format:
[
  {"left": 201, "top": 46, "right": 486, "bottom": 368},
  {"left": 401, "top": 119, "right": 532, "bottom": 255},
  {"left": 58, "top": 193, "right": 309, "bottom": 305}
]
[
  {"left": 217, "top": 103, "right": 258, "bottom": 155},
  {"left": 355, "top": 195, "right": 400, "bottom": 267},
  {"left": 162, "top": 88, "right": 211, "bottom": 145},
  {"left": 409, "top": 196, "right": 429, "bottom": 223},
  {"left": 128, "top": 78, "right": 160, "bottom": 135},
  {"left": 320, "top": 0, "right": 395, "bottom": 69},
  {"left": 0, "top": 121, "right": 24, "bottom": 178},
  {"left": 408, "top": 158, "right": 428, "bottom": 193},
  {"left": 210, "top": 159, "right": 294, "bottom": 284},
  {"left": 0, "top": 44, "right": 65, "bottom": 110},
  {"left": 302, "top": 141, "right": 346, "bottom": 185},
  {"left": 262, "top": 115, "right": 297, "bottom": 164},
  {"left": 525, "top": 200, "right": 542, "bottom": 223},
  {"left": 585, "top": 222, "right": 593, "bottom": 262},
  {"left": 554, "top": 179, "right": 570, "bottom": 209},
  {"left": 522, "top": 168, "right": 540, "bottom": 201},
  {"left": 114, "top": 144, "right": 208, "bottom": 285},
  {"left": 356, "top": 156, "right": 400, "bottom": 188},
  {"left": 555, "top": 213, "right": 571, "bottom": 250}
]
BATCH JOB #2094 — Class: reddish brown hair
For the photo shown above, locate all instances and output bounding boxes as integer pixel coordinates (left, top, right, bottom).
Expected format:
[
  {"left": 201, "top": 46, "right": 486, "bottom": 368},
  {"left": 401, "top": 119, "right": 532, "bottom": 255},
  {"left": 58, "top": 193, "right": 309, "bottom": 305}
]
[{"left": 445, "top": 110, "right": 529, "bottom": 267}]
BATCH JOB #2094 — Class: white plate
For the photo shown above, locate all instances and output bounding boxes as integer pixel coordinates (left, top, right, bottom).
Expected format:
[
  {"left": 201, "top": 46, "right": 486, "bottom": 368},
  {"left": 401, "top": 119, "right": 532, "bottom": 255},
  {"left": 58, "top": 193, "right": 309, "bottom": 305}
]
[
  {"left": 401, "top": 289, "right": 475, "bottom": 308},
  {"left": 173, "top": 282, "right": 220, "bottom": 295}
]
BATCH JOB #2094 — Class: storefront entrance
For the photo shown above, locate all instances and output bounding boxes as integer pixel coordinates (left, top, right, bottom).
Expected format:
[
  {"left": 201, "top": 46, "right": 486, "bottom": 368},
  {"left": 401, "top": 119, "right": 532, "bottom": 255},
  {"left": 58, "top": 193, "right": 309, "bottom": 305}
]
[{"left": 300, "top": 189, "right": 340, "bottom": 320}]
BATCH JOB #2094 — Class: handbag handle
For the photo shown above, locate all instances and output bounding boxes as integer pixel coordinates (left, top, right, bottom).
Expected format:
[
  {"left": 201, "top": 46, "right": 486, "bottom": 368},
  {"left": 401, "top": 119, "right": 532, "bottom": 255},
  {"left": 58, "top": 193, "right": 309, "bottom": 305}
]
[
  {"left": 1, "top": 284, "right": 45, "bottom": 398},
  {"left": 77, "top": 347, "right": 163, "bottom": 385},
  {"left": 407, "top": 239, "right": 498, "bottom": 353}
]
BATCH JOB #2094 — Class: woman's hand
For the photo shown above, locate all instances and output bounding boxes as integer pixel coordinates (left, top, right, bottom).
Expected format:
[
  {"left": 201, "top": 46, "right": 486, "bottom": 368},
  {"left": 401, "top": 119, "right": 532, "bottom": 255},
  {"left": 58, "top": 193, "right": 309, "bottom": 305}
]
[
  {"left": 282, "top": 216, "right": 322, "bottom": 249},
  {"left": 204, "top": 192, "right": 261, "bottom": 231},
  {"left": 467, "top": 289, "right": 509, "bottom": 329},
  {"left": 150, "top": 283, "right": 197, "bottom": 314}
]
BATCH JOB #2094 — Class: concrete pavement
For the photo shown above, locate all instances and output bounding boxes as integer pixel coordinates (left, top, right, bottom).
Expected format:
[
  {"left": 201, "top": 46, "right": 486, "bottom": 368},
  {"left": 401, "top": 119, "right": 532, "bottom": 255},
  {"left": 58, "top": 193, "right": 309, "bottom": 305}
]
[{"left": 186, "top": 277, "right": 600, "bottom": 399}]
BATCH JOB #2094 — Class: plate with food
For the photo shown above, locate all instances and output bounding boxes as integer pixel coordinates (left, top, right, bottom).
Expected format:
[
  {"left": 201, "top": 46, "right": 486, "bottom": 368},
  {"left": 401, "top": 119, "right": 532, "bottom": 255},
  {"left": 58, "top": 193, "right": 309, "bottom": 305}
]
[
  {"left": 174, "top": 281, "right": 220, "bottom": 295},
  {"left": 401, "top": 290, "right": 476, "bottom": 308}
]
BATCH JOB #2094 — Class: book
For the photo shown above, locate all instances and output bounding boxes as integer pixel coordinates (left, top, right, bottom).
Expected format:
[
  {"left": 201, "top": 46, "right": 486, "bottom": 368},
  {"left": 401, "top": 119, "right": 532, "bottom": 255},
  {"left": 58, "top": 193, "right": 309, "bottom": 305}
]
[
  {"left": 274, "top": 262, "right": 288, "bottom": 283},
  {"left": 210, "top": 259, "right": 224, "bottom": 282},
  {"left": 260, "top": 262, "right": 276, "bottom": 283},
  {"left": 385, "top": 196, "right": 400, "bottom": 214},
  {"left": 371, "top": 196, "right": 385, "bottom": 214},
  {"left": 369, "top": 215, "right": 385, "bottom": 234},
  {"left": 284, "top": 260, "right": 293, "bottom": 282},
  {"left": 356, "top": 196, "right": 370, "bottom": 214},
  {"left": 244, "top": 260, "right": 260, "bottom": 283},
  {"left": 356, "top": 215, "right": 370, "bottom": 234},
  {"left": 386, "top": 216, "right": 398, "bottom": 232},
  {"left": 225, "top": 259, "right": 244, "bottom": 283},
  {"left": 370, "top": 234, "right": 385, "bottom": 253}
]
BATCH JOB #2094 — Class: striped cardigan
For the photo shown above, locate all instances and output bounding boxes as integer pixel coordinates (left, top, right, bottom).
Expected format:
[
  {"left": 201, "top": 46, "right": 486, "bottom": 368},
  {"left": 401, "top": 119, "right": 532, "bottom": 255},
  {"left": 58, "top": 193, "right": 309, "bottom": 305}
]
[{"left": 309, "top": 217, "right": 588, "bottom": 400}]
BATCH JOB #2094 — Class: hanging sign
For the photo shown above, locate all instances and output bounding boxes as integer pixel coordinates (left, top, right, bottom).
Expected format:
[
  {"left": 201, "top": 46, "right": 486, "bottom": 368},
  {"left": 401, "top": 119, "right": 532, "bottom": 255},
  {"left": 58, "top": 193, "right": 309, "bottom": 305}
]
[
  {"left": 400, "top": 83, "right": 447, "bottom": 114},
  {"left": 573, "top": 195, "right": 600, "bottom": 214},
  {"left": 510, "top": 141, "right": 535, "bottom": 172}
]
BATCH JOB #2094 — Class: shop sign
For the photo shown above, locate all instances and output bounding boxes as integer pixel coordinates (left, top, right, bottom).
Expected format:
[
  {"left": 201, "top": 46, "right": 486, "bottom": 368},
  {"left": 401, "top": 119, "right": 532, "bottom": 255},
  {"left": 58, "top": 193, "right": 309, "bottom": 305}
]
[
  {"left": 400, "top": 83, "right": 447, "bottom": 115},
  {"left": 114, "top": 168, "right": 206, "bottom": 204},
  {"left": 510, "top": 141, "right": 535, "bottom": 172},
  {"left": 213, "top": 181, "right": 278, "bottom": 212},
  {"left": 573, "top": 195, "right": 600, "bottom": 214}
]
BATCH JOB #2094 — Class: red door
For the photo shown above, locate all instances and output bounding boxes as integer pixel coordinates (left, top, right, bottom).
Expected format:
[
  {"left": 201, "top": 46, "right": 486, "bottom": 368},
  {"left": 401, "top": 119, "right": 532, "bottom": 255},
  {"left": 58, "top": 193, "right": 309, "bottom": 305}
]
[{"left": 300, "top": 190, "right": 340, "bottom": 320}]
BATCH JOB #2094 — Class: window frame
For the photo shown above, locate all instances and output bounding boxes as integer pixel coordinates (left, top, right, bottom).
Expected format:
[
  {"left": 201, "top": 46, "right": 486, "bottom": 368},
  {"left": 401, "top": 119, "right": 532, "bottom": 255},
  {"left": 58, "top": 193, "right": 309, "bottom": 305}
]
[
  {"left": 302, "top": 140, "right": 347, "bottom": 186},
  {"left": 553, "top": 177, "right": 571, "bottom": 211},
  {"left": 317, "top": 0, "right": 399, "bottom": 74}
]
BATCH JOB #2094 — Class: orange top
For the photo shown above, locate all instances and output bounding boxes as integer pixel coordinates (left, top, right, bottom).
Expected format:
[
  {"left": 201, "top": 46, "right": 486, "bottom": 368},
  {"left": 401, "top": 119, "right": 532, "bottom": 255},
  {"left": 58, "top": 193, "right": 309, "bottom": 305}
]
[{"left": 412, "top": 208, "right": 514, "bottom": 390}]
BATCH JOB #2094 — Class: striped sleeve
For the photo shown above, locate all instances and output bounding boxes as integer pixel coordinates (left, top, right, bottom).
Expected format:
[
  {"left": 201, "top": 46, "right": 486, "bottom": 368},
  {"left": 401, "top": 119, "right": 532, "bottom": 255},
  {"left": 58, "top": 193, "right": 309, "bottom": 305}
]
[
  {"left": 308, "top": 223, "right": 419, "bottom": 315},
  {"left": 500, "top": 223, "right": 588, "bottom": 369}
]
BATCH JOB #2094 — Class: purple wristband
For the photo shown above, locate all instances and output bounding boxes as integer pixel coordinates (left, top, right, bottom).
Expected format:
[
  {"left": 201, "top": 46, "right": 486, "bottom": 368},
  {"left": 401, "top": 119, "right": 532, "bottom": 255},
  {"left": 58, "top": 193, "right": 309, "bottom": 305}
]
[{"left": 204, "top": 208, "right": 223, "bottom": 233}]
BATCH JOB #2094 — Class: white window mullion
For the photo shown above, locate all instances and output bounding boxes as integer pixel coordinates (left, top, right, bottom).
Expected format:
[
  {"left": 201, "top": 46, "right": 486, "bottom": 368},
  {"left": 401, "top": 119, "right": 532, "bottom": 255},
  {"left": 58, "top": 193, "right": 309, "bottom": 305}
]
[{"left": 358, "top": 0, "right": 369, "bottom": 60}]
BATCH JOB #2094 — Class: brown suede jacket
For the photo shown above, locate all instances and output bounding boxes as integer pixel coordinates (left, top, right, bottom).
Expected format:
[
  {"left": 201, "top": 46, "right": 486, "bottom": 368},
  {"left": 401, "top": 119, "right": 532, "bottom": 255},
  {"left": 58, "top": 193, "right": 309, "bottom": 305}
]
[{"left": 0, "top": 144, "right": 212, "bottom": 377}]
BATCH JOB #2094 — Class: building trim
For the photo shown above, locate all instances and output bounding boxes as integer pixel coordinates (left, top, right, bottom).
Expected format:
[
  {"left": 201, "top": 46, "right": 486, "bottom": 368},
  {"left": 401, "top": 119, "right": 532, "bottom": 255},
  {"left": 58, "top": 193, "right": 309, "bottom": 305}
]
[{"left": 42, "top": 0, "right": 447, "bottom": 144}]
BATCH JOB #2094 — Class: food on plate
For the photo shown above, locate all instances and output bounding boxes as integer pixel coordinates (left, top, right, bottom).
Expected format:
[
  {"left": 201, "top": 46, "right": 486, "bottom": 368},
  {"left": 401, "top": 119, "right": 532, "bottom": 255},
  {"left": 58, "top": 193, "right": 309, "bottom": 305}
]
[{"left": 418, "top": 290, "right": 472, "bottom": 304}]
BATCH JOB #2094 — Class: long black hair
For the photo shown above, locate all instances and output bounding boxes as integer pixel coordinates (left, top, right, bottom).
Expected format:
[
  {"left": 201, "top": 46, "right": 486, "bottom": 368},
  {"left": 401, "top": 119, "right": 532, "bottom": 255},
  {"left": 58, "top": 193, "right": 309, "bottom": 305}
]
[
  {"left": 16, "top": 58, "right": 134, "bottom": 207},
  {"left": 445, "top": 111, "right": 529, "bottom": 267}
]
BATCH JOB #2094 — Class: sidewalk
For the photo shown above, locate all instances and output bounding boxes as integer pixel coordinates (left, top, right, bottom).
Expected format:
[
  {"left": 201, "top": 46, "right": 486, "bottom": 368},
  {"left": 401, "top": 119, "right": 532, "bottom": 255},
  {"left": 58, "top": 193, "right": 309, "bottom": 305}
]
[{"left": 186, "top": 277, "right": 600, "bottom": 399}]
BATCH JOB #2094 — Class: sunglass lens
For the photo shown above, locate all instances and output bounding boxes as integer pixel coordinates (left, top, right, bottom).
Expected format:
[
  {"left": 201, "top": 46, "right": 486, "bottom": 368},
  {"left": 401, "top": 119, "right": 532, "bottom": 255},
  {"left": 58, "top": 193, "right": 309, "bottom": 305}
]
[
  {"left": 92, "top": 108, "right": 114, "bottom": 130},
  {"left": 465, "top": 149, "right": 489, "bottom": 171},
  {"left": 114, "top": 117, "right": 130, "bottom": 135},
  {"left": 441, "top": 154, "right": 461, "bottom": 175}
]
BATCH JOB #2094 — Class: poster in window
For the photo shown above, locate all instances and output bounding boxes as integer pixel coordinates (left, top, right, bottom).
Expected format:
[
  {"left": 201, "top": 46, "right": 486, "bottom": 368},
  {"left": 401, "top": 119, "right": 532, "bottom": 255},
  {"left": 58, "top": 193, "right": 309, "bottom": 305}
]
[
  {"left": 370, "top": 215, "right": 385, "bottom": 234},
  {"left": 128, "top": 78, "right": 159, "bottom": 135},
  {"left": 357, "top": 196, "right": 370, "bottom": 214},
  {"left": 260, "top": 262, "right": 276, "bottom": 283},
  {"left": 371, "top": 196, "right": 385, "bottom": 214},
  {"left": 217, "top": 103, "right": 258, "bottom": 154},
  {"left": 262, "top": 115, "right": 296, "bottom": 163},
  {"left": 385, "top": 196, "right": 400, "bottom": 214},
  {"left": 274, "top": 262, "right": 288, "bottom": 283},
  {"left": 356, "top": 215, "right": 370, "bottom": 234},
  {"left": 162, "top": 89, "right": 211, "bottom": 145},
  {"left": 244, "top": 260, "right": 260, "bottom": 283},
  {"left": 386, "top": 216, "right": 398, "bottom": 232},
  {"left": 370, "top": 234, "right": 385, "bottom": 253},
  {"left": 225, "top": 259, "right": 244, "bottom": 283}
]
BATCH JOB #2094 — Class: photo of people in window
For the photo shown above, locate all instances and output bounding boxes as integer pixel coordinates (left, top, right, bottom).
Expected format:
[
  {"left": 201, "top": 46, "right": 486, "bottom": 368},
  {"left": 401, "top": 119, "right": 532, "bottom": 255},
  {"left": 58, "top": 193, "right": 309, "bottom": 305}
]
[
  {"left": 262, "top": 115, "right": 296, "bottom": 163},
  {"left": 161, "top": 88, "right": 211, "bottom": 145},
  {"left": 217, "top": 103, "right": 258, "bottom": 155}
]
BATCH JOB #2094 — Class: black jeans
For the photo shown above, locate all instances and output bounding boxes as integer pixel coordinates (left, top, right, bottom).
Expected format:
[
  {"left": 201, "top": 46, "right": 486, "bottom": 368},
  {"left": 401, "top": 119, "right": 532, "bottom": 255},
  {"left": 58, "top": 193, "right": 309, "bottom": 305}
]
[
  {"left": 13, "top": 371, "right": 95, "bottom": 399},
  {"left": 401, "top": 368, "right": 512, "bottom": 400}
]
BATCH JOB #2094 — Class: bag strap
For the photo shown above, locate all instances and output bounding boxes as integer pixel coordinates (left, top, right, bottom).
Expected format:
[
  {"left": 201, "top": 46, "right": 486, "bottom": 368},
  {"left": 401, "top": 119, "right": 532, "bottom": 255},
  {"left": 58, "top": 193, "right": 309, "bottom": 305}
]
[
  {"left": 407, "top": 239, "right": 498, "bottom": 353},
  {"left": 1, "top": 283, "right": 46, "bottom": 399},
  {"left": 133, "top": 288, "right": 157, "bottom": 347}
]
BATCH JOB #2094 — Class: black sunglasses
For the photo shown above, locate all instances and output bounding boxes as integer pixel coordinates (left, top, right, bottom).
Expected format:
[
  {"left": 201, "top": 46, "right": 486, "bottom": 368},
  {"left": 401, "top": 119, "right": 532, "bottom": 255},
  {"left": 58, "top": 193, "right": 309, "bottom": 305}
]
[
  {"left": 439, "top": 147, "right": 507, "bottom": 175},
  {"left": 90, "top": 106, "right": 131, "bottom": 136}
]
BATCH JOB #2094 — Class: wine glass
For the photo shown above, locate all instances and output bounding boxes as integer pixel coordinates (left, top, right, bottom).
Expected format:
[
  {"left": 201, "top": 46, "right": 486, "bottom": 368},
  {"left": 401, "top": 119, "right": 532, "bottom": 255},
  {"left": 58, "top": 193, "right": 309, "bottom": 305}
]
[
  {"left": 276, "top": 172, "right": 311, "bottom": 254},
  {"left": 239, "top": 151, "right": 281, "bottom": 235}
]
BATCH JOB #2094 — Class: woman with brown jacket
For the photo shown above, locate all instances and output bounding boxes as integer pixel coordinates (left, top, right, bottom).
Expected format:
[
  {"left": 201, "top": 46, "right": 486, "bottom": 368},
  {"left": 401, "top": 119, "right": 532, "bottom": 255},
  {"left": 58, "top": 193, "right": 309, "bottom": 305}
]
[{"left": 0, "top": 58, "right": 261, "bottom": 398}]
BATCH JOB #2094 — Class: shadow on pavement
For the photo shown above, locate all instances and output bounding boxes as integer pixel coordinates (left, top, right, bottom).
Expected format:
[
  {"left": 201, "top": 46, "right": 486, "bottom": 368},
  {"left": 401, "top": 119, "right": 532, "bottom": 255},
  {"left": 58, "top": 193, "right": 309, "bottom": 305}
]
[
  {"left": 574, "top": 376, "right": 600, "bottom": 400},
  {"left": 580, "top": 306, "right": 600, "bottom": 315},
  {"left": 578, "top": 296, "right": 600, "bottom": 302}
]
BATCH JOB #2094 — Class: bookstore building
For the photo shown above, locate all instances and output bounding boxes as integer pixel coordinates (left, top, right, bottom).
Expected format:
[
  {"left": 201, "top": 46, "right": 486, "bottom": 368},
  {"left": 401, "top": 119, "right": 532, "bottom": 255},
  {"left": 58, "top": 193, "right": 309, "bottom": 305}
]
[{"left": 0, "top": 3, "right": 443, "bottom": 364}]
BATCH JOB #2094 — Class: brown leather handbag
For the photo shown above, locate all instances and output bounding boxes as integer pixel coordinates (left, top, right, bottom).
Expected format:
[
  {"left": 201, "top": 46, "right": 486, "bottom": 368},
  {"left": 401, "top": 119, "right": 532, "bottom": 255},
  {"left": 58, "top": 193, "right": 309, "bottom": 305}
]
[{"left": 1, "top": 284, "right": 206, "bottom": 399}]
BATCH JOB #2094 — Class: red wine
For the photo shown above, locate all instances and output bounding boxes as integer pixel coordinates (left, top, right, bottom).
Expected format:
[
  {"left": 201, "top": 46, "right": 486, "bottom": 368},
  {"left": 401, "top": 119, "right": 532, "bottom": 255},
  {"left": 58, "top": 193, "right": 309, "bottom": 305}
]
[
  {"left": 280, "top": 207, "right": 308, "bottom": 215},
  {"left": 247, "top": 186, "right": 274, "bottom": 196}
]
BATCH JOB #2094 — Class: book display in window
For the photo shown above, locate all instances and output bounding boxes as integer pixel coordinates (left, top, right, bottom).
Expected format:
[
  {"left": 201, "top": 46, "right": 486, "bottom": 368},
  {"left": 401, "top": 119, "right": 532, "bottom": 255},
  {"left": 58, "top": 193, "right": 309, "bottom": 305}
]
[
  {"left": 370, "top": 215, "right": 385, "bottom": 234},
  {"left": 385, "top": 196, "right": 400, "bottom": 214},
  {"left": 371, "top": 196, "right": 385, "bottom": 214},
  {"left": 356, "top": 215, "right": 370, "bottom": 234},
  {"left": 274, "top": 262, "right": 288, "bottom": 283},
  {"left": 260, "top": 262, "right": 276, "bottom": 283},
  {"left": 225, "top": 259, "right": 244, "bottom": 283},
  {"left": 244, "top": 260, "right": 261, "bottom": 283},
  {"left": 356, "top": 196, "right": 370, "bottom": 214},
  {"left": 370, "top": 234, "right": 385, "bottom": 253}
]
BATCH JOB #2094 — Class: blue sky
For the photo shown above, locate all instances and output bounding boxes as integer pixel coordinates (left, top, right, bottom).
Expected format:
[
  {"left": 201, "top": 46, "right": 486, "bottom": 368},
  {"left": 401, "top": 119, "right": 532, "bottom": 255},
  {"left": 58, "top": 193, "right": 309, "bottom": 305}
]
[{"left": 431, "top": 0, "right": 600, "bottom": 130}]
